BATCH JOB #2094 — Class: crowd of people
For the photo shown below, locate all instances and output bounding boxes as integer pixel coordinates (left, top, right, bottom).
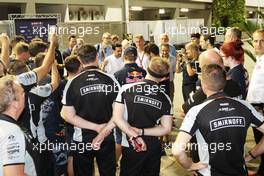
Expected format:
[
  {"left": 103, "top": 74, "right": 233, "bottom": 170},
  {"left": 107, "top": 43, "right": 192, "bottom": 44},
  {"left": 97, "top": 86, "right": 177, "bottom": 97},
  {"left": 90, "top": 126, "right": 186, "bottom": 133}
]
[{"left": 0, "top": 26, "right": 264, "bottom": 176}]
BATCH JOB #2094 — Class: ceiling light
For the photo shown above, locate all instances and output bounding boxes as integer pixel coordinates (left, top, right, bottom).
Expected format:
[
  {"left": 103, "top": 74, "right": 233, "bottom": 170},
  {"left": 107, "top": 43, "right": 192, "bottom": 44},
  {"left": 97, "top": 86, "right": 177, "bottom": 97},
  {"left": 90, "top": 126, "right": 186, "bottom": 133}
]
[
  {"left": 159, "top": 9, "right": 165, "bottom": 14},
  {"left": 248, "top": 11, "right": 253, "bottom": 14},
  {"left": 180, "top": 8, "right": 189, "bottom": 13},
  {"left": 130, "top": 6, "right": 143, "bottom": 11}
]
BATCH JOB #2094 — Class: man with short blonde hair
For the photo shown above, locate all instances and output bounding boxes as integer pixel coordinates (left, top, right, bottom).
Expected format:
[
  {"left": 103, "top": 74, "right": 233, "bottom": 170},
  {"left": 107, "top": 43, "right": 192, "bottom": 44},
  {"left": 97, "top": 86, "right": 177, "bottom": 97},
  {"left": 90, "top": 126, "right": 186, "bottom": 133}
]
[{"left": 134, "top": 34, "right": 149, "bottom": 70}]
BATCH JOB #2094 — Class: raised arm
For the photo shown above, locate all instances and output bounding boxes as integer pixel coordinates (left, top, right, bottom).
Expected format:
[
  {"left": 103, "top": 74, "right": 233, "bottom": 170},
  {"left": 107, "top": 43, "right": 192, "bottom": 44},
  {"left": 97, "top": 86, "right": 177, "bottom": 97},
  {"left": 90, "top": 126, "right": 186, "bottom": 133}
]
[
  {"left": 33, "top": 34, "right": 58, "bottom": 82},
  {"left": 50, "top": 62, "right": 61, "bottom": 92},
  {"left": 0, "top": 33, "right": 10, "bottom": 67}
]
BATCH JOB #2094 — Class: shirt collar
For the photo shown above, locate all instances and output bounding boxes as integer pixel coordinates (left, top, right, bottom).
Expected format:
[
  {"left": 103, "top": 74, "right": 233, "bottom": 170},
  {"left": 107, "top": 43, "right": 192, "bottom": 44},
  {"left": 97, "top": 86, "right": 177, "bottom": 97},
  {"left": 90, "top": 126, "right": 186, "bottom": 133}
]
[{"left": 205, "top": 91, "right": 228, "bottom": 101}]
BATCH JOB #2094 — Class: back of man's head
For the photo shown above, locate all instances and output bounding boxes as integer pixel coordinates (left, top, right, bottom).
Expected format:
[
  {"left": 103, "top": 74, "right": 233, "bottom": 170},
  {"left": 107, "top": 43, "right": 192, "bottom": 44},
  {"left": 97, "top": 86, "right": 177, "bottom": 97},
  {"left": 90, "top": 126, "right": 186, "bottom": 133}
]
[
  {"left": 148, "top": 57, "right": 170, "bottom": 79},
  {"left": 34, "top": 52, "right": 46, "bottom": 68},
  {"left": 29, "top": 41, "right": 48, "bottom": 57},
  {"left": 0, "top": 75, "right": 17, "bottom": 113},
  {"left": 77, "top": 44, "right": 97, "bottom": 64},
  {"left": 201, "top": 64, "right": 226, "bottom": 92},
  {"left": 8, "top": 60, "right": 29, "bottom": 75},
  {"left": 199, "top": 50, "right": 224, "bottom": 68},
  {"left": 123, "top": 46, "right": 137, "bottom": 62},
  {"left": 14, "top": 42, "right": 29, "bottom": 55},
  {"left": 225, "top": 27, "right": 242, "bottom": 42},
  {"left": 65, "top": 55, "right": 81, "bottom": 74}
]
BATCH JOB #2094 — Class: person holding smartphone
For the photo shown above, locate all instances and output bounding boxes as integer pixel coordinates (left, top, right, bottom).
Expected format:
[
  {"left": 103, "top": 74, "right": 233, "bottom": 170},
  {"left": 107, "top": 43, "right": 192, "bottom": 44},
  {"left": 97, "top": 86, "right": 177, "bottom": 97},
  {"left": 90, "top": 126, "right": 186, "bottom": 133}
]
[{"left": 176, "top": 42, "right": 199, "bottom": 101}]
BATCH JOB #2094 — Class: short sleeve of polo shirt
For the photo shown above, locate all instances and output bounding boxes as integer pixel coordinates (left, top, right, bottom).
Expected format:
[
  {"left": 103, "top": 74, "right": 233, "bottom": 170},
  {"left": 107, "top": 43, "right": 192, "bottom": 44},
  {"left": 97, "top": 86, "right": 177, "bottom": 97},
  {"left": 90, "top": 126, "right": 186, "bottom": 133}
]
[
  {"left": 30, "top": 84, "right": 52, "bottom": 98},
  {"left": 61, "top": 79, "right": 74, "bottom": 106},
  {"left": 115, "top": 87, "right": 125, "bottom": 104},
  {"left": 246, "top": 102, "right": 264, "bottom": 128},
  {"left": 16, "top": 71, "right": 37, "bottom": 91},
  {"left": 179, "top": 106, "right": 200, "bottom": 136},
  {"left": 2, "top": 128, "right": 25, "bottom": 166}
]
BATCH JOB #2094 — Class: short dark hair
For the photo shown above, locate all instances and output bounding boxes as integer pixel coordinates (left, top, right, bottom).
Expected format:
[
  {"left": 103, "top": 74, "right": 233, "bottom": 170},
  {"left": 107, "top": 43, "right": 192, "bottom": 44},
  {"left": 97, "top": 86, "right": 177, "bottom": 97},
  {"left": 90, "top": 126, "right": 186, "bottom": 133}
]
[
  {"left": 68, "top": 35, "right": 77, "bottom": 41},
  {"left": 77, "top": 44, "right": 97, "bottom": 64},
  {"left": 29, "top": 41, "right": 48, "bottom": 57},
  {"left": 202, "top": 34, "right": 216, "bottom": 45},
  {"left": 201, "top": 64, "right": 226, "bottom": 92},
  {"left": 65, "top": 55, "right": 81, "bottom": 74},
  {"left": 191, "top": 33, "right": 201, "bottom": 39},
  {"left": 10, "top": 35, "right": 25, "bottom": 49},
  {"left": 8, "top": 60, "right": 29, "bottom": 75},
  {"left": 34, "top": 53, "right": 46, "bottom": 68},
  {"left": 112, "top": 43, "right": 122, "bottom": 50},
  {"left": 149, "top": 43, "right": 159, "bottom": 56}
]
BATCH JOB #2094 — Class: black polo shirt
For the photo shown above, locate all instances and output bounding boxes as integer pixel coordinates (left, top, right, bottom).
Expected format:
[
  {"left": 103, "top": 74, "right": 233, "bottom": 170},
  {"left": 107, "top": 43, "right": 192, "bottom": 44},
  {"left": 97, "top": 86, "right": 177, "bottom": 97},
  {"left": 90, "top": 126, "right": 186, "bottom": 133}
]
[
  {"left": 114, "top": 63, "right": 146, "bottom": 86},
  {"left": 115, "top": 79, "right": 172, "bottom": 147},
  {"left": 62, "top": 66, "right": 120, "bottom": 142},
  {"left": 182, "top": 79, "right": 242, "bottom": 113},
  {"left": 180, "top": 92, "right": 264, "bottom": 176},
  {"left": 227, "top": 64, "right": 249, "bottom": 100}
]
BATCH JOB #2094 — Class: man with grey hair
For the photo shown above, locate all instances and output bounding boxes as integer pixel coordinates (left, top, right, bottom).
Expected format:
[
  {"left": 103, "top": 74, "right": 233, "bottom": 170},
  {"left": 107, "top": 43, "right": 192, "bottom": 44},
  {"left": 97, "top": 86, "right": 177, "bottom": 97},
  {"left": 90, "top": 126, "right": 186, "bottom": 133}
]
[
  {"left": 134, "top": 34, "right": 150, "bottom": 70},
  {"left": 160, "top": 33, "right": 177, "bottom": 57},
  {"left": 224, "top": 27, "right": 242, "bottom": 43},
  {"left": 0, "top": 75, "right": 38, "bottom": 176}
]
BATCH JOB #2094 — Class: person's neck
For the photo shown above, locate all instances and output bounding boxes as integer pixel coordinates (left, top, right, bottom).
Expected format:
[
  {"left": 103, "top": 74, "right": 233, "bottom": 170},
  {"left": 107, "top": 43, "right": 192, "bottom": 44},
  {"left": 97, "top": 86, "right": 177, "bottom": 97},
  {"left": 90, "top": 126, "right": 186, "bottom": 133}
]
[
  {"left": 83, "top": 62, "right": 98, "bottom": 68},
  {"left": 207, "top": 45, "right": 214, "bottom": 50},
  {"left": 113, "top": 54, "right": 121, "bottom": 59},
  {"left": 102, "top": 42, "right": 109, "bottom": 48},
  {"left": 229, "top": 59, "right": 240, "bottom": 69},
  {"left": 124, "top": 60, "right": 135, "bottom": 64},
  {"left": 206, "top": 90, "right": 219, "bottom": 98},
  {"left": 145, "top": 74, "right": 160, "bottom": 83},
  {"left": 138, "top": 47, "right": 144, "bottom": 52},
  {"left": 67, "top": 73, "right": 78, "bottom": 80},
  {"left": 2, "top": 110, "right": 18, "bottom": 121}
]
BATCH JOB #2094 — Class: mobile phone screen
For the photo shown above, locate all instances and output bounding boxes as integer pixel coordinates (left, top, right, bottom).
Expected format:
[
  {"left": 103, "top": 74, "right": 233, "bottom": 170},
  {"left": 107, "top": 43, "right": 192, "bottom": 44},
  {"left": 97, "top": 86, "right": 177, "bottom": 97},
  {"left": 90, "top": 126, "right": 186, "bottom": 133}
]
[{"left": 195, "top": 61, "right": 201, "bottom": 74}]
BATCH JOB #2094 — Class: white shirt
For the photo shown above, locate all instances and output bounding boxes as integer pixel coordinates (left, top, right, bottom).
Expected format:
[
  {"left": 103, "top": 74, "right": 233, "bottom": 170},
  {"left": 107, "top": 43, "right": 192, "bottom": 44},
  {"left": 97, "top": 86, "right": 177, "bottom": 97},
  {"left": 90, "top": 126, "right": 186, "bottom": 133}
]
[
  {"left": 105, "top": 55, "right": 125, "bottom": 75},
  {"left": 0, "top": 120, "right": 36, "bottom": 176},
  {"left": 247, "top": 54, "right": 264, "bottom": 103},
  {"left": 136, "top": 50, "right": 150, "bottom": 70}
]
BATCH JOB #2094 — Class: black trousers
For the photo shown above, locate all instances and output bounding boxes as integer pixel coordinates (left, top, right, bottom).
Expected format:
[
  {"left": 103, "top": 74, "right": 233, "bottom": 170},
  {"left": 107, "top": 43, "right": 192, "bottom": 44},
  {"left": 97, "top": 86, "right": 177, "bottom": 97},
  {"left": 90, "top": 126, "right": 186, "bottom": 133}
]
[
  {"left": 120, "top": 138, "right": 161, "bottom": 176},
  {"left": 182, "top": 84, "right": 196, "bottom": 101},
  {"left": 73, "top": 139, "right": 116, "bottom": 176}
]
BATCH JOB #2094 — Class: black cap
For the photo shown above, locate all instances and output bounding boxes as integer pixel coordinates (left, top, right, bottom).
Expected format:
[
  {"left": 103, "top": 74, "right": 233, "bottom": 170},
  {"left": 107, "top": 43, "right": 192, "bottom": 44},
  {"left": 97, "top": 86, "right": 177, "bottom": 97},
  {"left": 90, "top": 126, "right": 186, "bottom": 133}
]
[{"left": 124, "top": 46, "right": 137, "bottom": 57}]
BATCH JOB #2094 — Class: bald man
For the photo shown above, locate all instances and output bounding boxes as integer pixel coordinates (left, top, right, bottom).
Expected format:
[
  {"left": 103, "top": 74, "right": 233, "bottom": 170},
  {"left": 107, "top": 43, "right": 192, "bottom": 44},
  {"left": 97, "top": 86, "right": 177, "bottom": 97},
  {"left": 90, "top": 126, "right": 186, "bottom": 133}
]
[{"left": 182, "top": 50, "right": 242, "bottom": 113}]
